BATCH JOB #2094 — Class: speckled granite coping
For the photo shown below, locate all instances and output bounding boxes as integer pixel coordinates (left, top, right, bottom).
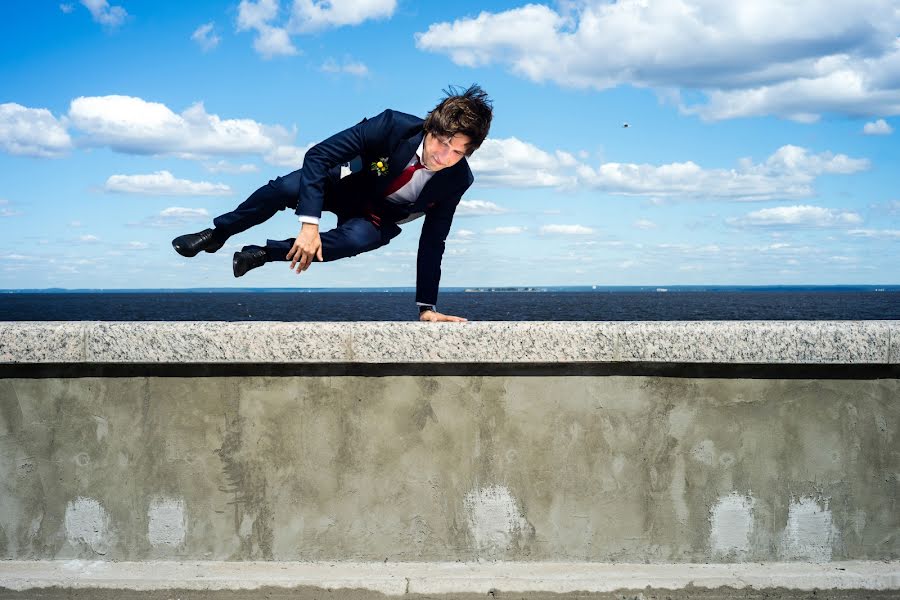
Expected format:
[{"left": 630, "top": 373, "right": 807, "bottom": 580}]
[{"left": 0, "top": 321, "right": 897, "bottom": 364}]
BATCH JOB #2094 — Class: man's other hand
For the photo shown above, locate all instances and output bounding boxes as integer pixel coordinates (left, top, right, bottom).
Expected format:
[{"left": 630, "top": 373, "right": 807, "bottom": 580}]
[
  {"left": 419, "top": 309, "right": 467, "bottom": 323},
  {"left": 286, "top": 223, "right": 323, "bottom": 273}
]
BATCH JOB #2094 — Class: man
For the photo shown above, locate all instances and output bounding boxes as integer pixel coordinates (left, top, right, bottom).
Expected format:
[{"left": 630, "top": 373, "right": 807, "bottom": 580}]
[{"left": 172, "top": 85, "right": 492, "bottom": 323}]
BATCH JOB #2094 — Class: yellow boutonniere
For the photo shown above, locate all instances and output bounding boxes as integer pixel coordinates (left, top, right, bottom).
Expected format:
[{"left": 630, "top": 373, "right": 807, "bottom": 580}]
[{"left": 370, "top": 157, "right": 389, "bottom": 176}]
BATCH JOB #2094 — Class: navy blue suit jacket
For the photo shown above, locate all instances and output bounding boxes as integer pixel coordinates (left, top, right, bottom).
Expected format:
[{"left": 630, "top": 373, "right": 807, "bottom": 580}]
[{"left": 295, "top": 109, "right": 474, "bottom": 306}]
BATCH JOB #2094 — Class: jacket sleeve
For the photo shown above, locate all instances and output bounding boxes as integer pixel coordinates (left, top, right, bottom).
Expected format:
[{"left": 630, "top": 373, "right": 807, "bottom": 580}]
[
  {"left": 295, "top": 109, "right": 395, "bottom": 219},
  {"left": 415, "top": 172, "right": 473, "bottom": 306}
]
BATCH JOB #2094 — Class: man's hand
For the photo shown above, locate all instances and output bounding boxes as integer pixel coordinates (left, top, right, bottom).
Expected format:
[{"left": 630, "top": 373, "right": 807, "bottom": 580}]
[
  {"left": 286, "top": 223, "right": 323, "bottom": 274},
  {"left": 419, "top": 309, "right": 467, "bottom": 323}
]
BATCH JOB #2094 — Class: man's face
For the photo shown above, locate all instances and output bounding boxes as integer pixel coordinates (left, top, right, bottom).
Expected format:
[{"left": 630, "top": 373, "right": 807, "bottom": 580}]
[{"left": 422, "top": 132, "right": 471, "bottom": 171}]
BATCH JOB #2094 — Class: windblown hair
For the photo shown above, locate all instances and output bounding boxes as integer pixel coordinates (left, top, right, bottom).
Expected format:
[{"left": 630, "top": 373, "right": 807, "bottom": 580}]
[{"left": 423, "top": 84, "right": 493, "bottom": 156}]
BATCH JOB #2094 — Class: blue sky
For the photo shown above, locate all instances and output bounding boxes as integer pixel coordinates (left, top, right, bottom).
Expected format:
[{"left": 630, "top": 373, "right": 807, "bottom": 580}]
[{"left": 1, "top": 0, "right": 898, "bottom": 290}]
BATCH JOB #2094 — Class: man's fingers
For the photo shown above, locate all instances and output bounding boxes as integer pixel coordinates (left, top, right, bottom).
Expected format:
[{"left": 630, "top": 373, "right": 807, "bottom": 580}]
[
  {"left": 294, "top": 250, "right": 312, "bottom": 273},
  {"left": 438, "top": 314, "right": 468, "bottom": 322},
  {"left": 288, "top": 239, "right": 321, "bottom": 273}
]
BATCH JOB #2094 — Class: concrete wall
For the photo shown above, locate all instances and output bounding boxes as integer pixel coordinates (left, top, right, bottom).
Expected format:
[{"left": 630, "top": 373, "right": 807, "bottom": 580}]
[{"left": 1, "top": 321, "right": 898, "bottom": 565}]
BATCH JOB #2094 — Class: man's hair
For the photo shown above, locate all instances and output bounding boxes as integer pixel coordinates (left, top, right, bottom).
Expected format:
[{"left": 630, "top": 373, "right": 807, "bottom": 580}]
[{"left": 423, "top": 84, "right": 493, "bottom": 156}]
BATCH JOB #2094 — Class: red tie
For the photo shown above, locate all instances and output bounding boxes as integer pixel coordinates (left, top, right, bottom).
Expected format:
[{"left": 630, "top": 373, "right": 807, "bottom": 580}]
[{"left": 383, "top": 158, "right": 426, "bottom": 197}]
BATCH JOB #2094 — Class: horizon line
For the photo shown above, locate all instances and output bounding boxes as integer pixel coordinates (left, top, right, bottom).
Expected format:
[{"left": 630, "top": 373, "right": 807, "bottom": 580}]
[{"left": 3, "top": 284, "right": 899, "bottom": 293}]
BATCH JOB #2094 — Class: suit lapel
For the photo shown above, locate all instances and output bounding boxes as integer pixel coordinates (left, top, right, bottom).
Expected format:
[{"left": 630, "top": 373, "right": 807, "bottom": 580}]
[{"left": 376, "top": 131, "right": 424, "bottom": 197}]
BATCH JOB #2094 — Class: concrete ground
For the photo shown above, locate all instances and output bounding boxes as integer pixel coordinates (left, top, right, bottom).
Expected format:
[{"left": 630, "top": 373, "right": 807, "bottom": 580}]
[{"left": 2, "top": 586, "right": 900, "bottom": 599}]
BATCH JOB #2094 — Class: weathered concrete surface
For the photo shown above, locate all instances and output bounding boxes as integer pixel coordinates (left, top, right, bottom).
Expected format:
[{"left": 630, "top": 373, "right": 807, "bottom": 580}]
[
  {"left": 3, "top": 587, "right": 900, "bottom": 600},
  {"left": 1, "top": 560, "right": 899, "bottom": 595},
  {"left": 1, "top": 374, "right": 897, "bottom": 562},
  {"left": 1, "top": 321, "right": 897, "bottom": 364}
]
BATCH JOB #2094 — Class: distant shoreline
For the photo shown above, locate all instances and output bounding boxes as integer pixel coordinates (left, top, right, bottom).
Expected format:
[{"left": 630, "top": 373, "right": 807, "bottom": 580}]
[{"left": 3, "top": 286, "right": 899, "bottom": 294}]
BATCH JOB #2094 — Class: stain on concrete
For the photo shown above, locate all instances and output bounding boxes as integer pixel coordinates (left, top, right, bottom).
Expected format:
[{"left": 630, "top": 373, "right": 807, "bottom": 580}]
[
  {"left": 92, "top": 416, "right": 108, "bottom": 443},
  {"left": 64, "top": 497, "right": 109, "bottom": 555},
  {"left": 781, "top": 496, "right": 837, "bottom": 562},
  {"left": 215, "top": 405, "right": 274, "bottom": 560},
  {"left": 147, "top": 497, "right": 186, "bottom": 547},
  {"left": 464, "top": 484, "right": 534, "bottom": 558},
  {"left": 691, "top": 440, "right": 717, "bottom": 465},
  {"left": 709, "top": 492, "right": 754, "bottom": 560}
]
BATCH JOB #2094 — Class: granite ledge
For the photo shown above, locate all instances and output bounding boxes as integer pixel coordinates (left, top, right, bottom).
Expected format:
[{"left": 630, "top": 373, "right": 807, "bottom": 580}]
[{"left": 0, "top": 321, "right": 897, "bottom": 365}]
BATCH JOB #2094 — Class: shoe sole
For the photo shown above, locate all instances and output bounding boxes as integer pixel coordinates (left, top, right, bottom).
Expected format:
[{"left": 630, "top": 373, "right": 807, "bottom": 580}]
[
  {"left": 172, "top": 241, "right": 201, "bottom": 258},
  {"left": 232, "top": 252, "right": 244, "bottom": 278},
  {"left": 173, "top": 241, "right": 223, "bottom": 258}
]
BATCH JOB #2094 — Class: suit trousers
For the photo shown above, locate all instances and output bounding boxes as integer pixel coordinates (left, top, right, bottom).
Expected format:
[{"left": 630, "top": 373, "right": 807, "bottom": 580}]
[{"left": 212, "top": 169, "right": 401, "bottom": 262}]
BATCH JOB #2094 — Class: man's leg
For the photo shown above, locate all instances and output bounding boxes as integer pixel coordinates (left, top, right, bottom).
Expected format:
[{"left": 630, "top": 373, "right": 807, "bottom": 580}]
[
  {"left": 212, "top": 170, "right": 303, "bottom": 239},
  {"left": 233, "top": 218, "right": 401, "bottom": 277},
  {"left": 172, "top": 170, "right": 303, "bottom": 257}
]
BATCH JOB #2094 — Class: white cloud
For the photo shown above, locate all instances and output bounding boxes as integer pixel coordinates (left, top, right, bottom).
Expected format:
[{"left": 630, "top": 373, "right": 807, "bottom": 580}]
[
  {"left": 60, "top": 3, "right": 74, "bottom": 13},
  {"left": 863, "top": 119, "right": 893, "bottom": 135},
  {"left": 472, "top": 138, "right": 867, "bottom": 200},
  {"left": 160, "top": 207, "right": 209, "bottom": 219},
  {"left": 104, "top": 171, "right": 232, "bottom": 196},
  {"left": 2, "top": 97, "right": 313, "bottom": 163},
  {"left": 848, "top": 228, "right": 900, "bottom": 238},
  {"left": 204, "top": 160, "right": 259, "bottom": 174},
  {"left": 0, "top": 253, "right": 42, "bottom": 262},
  {"left": 237, "top": 0, "right": 298, "bottom": 58},
  {"left": 656, "top": 243, "right": 720, "bottom": 255},
  {"left": 253, "top": 24, "right": 299, "bottom": 58},
  {"left": 540, "top": 224, "right": 594, "bottom": 235},
  {"left": 264, "top": 143, "right": 313, "bottom": 167},
  {"left": 192, "top": 22, "right": 221, "bottom": 52},
  {"left": 127, "top": 241, "right": 150, "bottom": 250},
  {"left": 68, "top": 95, "right": 288, "bottom": 156},
  {"left": 455, "top": 229, "right": 476, "bottom": 238},
  {"left": 79, "top": 234, "right": 100, "bottom": 243},
  {"left": 80, "top": 0, "right": 127, "bottom": 28},
  {"left": 417, "top": 0, "right": 900, "bottom": 121},
  {"left": 728, "top": 205, "right": 863, "bottom": 227},
  {"left": 288, "top": 0, "right": 396, "bottom": 32},
  {"left": 0, "top": 103, "right": 72, "bottom": 157},
  {"left": 132, "top": 206, "right": 212, "bottom": 229},
  {"left": 456, "top": 199, "right": 508, "bottom": 216},
  {"left": 237, "top": 0, "right": 278, "bottom": 28},
  {"left": 0, "top": 199, "right": 23, "bottom": 218},
  {"left": 237, "top": 0, "right": 395, "bottom": 58},
  {"left": 486, "top": 226, "right": 526, "bottom": 235},
  {"left": 469, "top": 137, "right": 579, "bottom": 187},
  {"left": 634, "top": 219, "right": 657, "bottom": 229},
  {"left": 321, "top": 57, "right": 370, "bottom": 77}
]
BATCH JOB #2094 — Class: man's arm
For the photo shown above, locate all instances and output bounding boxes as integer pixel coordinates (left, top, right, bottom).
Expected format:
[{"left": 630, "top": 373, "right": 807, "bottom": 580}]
[
  {"left": 287, "top": 109, "right": 398, "bottom": 273},
  {"left": 416, "top": 176, "right": 471, "bottom": 321},
  {"left": 294, "top": 109, "right": 397, "bottom": 220}
]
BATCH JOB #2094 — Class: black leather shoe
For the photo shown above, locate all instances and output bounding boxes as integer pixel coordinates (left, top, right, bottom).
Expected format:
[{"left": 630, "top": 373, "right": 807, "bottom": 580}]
[
  {"left": 172, "top": 228, "right": 226, "bottom": 257},
  {"left": 233, "top": 246, "right": 268, "bottom": 277}
]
